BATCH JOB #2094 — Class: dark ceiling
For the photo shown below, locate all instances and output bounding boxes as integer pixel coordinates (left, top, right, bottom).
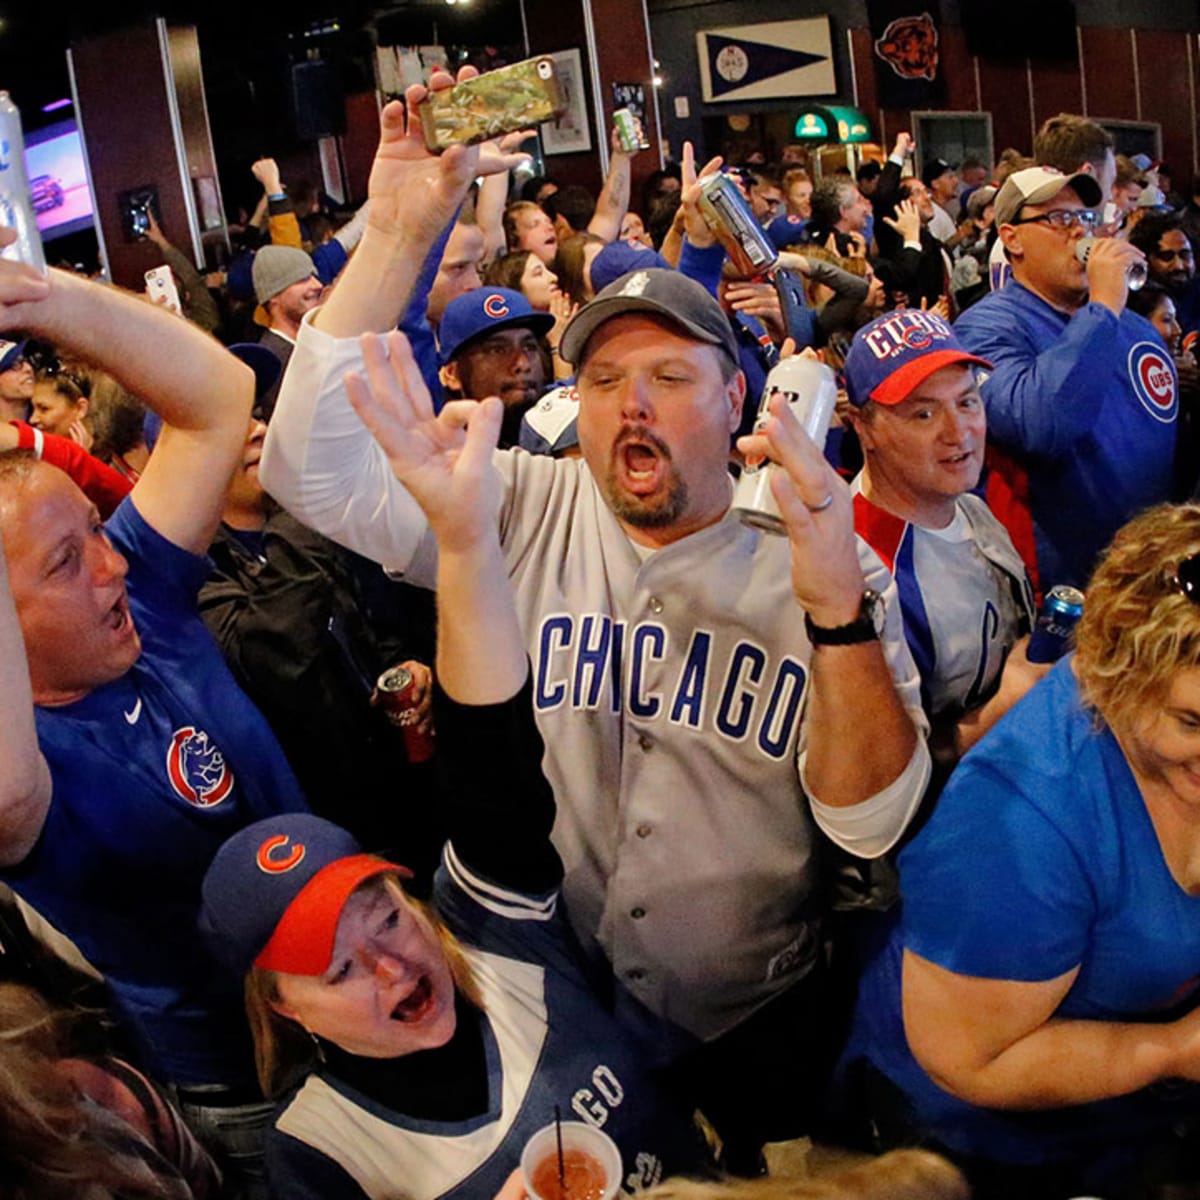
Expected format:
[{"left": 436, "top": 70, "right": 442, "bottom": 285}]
[{"left": 0, "top": 1, "right": 527, "bottom": 213}]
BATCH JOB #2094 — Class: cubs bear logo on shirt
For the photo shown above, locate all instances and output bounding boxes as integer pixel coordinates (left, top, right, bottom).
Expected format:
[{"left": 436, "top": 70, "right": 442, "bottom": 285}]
[
  {"left": 1127, "top": 341, "right": 1178, "bottom": 423},
  {"left": 166, "top": 727, "right": 234, "bottom": 807}
]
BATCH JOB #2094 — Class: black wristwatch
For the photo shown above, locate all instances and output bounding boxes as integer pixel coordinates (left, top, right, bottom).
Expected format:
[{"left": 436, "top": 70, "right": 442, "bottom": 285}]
[{"left": 804, "top": 590, "right": 884, "bottom": 646}]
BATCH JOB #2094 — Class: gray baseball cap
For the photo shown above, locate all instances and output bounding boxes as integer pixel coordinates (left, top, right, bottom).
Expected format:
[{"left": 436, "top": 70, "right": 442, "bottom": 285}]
[
  {"left": 993, "top": 166, "right": 1104, "bottom": 228},
  {"left": 560, "top": 268, "right": 739, "bottom": 368}
]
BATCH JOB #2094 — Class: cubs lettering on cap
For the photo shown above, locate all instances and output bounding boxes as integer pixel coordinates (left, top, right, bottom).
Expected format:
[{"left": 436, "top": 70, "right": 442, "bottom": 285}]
[
  {"left": 482, "top": 293, "right": 510, "bottom": 319},
  {"left": 257, "top": 833, "right": 306, "bottom": 874},
  {"left": 845, "top": 310, "right": 992, "bottom": 407}
]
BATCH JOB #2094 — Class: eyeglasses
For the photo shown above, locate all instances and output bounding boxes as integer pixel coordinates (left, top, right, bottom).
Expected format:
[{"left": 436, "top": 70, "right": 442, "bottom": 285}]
[
  {"left": 1009, "top": 208, "right": 1103, "bottom": 232},
  {"left": 1172, "top": 554, "right": 1200, "bottom": 604}
]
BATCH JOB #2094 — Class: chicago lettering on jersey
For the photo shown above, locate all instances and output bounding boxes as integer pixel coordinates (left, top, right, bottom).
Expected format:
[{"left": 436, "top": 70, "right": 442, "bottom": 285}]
[{"left": 534, "top": 614, "right": 809, "bottom": 760}]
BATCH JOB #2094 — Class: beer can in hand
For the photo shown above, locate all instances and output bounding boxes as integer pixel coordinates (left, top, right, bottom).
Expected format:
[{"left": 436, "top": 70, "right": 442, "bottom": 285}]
[
  {"left": 0, "top": 92, "right": 46, "bottom": 274},
  {"left": 1026, "top": 585, "right": 1085, "bottom": 664},
  {"left": 1075, "top": 236, "right": 1146, "bottom": 290},
  {"left": 696, "top": 172, "right": 778, "bottom": 277},
  {"left": 376, "top": 665, "right": 435, "bottom": 764},
  {"left": 733, "top": 357, "right": 838, "bottom": 535},
  {"left": 612, "top": 108, "right": 648, "bottom": 153}
]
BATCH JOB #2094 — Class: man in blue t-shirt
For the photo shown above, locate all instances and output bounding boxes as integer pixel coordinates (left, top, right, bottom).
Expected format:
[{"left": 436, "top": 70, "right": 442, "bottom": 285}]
[
  {"left": 954, "top": 166, "right": 1173, "bottom": 594},
  {"left": 0, "top": 236, "right": 307, "bottom": 1112}
]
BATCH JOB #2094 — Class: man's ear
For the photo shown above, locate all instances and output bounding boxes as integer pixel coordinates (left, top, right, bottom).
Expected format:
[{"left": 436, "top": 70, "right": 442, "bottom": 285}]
[
  {"left": 439, "top": 362, "right": 462, "bottom": 395},
  {"left": 847, "top": 404, "right": 876, "bottom": 452},
  {"left": 725, "top": 367, "right": 747, "bottom": 434},
  {"left": 997, "top": 223, "right": 1024, "bottom": 263}
]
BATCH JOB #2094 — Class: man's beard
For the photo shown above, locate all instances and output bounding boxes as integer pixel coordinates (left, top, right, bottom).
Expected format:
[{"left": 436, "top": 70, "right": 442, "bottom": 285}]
[{"left": 603, "top": 425, "right": 689, "bottom": 529}]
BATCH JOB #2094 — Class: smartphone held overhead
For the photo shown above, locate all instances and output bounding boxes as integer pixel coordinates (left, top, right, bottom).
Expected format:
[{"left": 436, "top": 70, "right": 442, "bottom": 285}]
[{"left": 417, "top": 57, "right": 565, "bottom": 152}]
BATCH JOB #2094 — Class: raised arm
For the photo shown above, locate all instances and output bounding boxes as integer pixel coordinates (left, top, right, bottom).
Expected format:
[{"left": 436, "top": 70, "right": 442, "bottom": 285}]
[
  {"left": 343, "top": 330, "right": 523, "bottom": 702},
  {"left": 0, "top": 539, "right": 52, "bottom": 866},
  {"left": 314, "top": 74, "right": 529, "bottom": 338},
  {"left": 343, "top": 329, "right": 559, "bottom": 892},
  {"left": 586, "top": 126, "right": 638, "bottom": 243},
  {"left": 738, "top": 394, "right": 927, "bottom": 849},
  {"left": 0, "top": 243, "right": 250, "bottom": 553}
]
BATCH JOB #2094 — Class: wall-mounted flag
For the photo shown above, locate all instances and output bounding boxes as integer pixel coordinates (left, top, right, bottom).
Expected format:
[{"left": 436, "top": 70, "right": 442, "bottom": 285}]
[
  {"left": 696, "top": 19, "right": 836, "bottom": 104},
  {"left": 867, "top": 1, "right": 945, "bottom": 108}
]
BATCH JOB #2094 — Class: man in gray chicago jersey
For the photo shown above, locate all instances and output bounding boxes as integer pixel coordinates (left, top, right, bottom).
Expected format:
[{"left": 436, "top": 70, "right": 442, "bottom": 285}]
[{"left": 261, "top": 72, "right": 929, "bottom": 1167}]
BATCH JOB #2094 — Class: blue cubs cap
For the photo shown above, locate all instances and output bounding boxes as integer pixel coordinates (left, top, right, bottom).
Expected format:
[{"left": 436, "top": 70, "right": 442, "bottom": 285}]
[
  {"left": 438, "top": 287, "right": 555, "bottom": 365},
  {"left": 844, "top": 310, "right": 991, "bottom": 408},
  {"left": 588, "top": 239, "right": 668, "bottom": 295},
  {"left": 560, "top": 268, "right": 739, "bottom": 368},
  {"left": 766, "top": 212, "right": 810, "bottom": 250},
  {"left": 199, "top": 814, "right": 412, "bottom": 977}
]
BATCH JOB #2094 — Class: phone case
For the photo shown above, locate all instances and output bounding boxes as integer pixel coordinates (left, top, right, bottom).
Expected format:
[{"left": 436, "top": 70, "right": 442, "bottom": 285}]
[
  {"left": 419, "top": 57, "right": 565, "bottom": 152},
  {"left": 145, "top": 265, "right": 182, "bottom": 315}
]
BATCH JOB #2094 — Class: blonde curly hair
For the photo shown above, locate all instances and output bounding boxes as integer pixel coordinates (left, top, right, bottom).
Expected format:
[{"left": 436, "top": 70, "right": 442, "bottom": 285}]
[{"left": 1074, "top": 503, "right": 1200, "bottom": 736}]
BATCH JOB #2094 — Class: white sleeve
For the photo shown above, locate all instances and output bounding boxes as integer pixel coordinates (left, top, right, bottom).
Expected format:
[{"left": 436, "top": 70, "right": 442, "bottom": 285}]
[
  {"left": 796, "top": 537, "right": 932, "bottom": 859},
  {"left": 804, "top": 743, "right": 929, "bottom": 859},
  {"left": 259, "top": 310, "right": 433, "bottom": 576}
]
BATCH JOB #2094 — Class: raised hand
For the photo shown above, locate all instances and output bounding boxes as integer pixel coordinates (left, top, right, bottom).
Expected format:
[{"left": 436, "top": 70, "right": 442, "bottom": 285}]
[
  {"left": 737, "top": 392, "right": 864, "bottom": 627},
  {"left": 884, "top": 198, "right": 922, "bottom": 244},
  {"left": 0, "top": 228, "right": 53, "bottom": 325},
  {"left": 366, "top": 70, "right": 530, "bottom": 249},
  {"left": 681, "top": 140, "right": 723, "bottom": 249},
  {"left": 344, "top": 330, "right": 503, "bottom": 553}
]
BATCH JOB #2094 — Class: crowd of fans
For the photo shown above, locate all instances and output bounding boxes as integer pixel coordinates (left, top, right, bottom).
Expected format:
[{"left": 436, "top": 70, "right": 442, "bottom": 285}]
[{"left": 3, "top": 59, "right": 1200, "bottom": 1200}]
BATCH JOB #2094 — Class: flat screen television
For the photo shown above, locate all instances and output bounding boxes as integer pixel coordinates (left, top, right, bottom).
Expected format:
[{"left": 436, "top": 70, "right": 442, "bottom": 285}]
[{"left": 24, "top": 118, "right": 95, "bottom": 241}]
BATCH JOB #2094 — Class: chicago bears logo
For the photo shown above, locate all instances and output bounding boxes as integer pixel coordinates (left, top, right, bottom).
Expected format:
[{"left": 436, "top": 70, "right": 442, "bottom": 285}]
[
  {"left": 257, "top": 833, "right": 306, "bottom": 874},
  {"left": 165, "top": 727, "right": 234, "bottom": 807},
  {"left": 1128, "top": 341, "right": 1178, "bottom": 423},
  {"left": 482, "top": 293, "right": 510, "bottom": 319},
  {"left": 874, "top": 13, "right": 940, "bottom": 82}
]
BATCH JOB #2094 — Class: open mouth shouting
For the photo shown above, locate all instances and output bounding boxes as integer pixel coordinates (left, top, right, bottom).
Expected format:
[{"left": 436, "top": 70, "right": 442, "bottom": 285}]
[
  {"left": 614, "top": 426, "right": 672, "bottom": 497},
  {"left": 391, "top": 975, "right": 436, "bottom": 1023}
]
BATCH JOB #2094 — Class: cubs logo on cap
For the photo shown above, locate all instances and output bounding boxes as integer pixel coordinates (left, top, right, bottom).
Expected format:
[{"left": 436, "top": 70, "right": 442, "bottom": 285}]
[
  {"left": 482, "top": 293, "right": 510, "bottom": 319},
  {"left": 437, "top": 286, "right": 555, "bottom": 366},
  {"left": 845, "top": 310, "right": 992, "bottom": 407},
  {"left": 257, "top": 834, "right": 306, "bottom": 874},
  {"left": 199, "top": 814, "right": 414, "bottom": 977}
]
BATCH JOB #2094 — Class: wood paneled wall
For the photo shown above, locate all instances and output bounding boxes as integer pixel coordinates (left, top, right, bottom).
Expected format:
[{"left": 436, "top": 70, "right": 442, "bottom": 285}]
[{"left": 850, "top": 23, "right": 1199, "bottom": 176}]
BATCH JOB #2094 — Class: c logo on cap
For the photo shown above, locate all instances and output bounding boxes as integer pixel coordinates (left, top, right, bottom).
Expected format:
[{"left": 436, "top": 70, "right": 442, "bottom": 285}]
[
  {"left": 257, "top": 834, "right": 306, "bottom": 874},
  {"left": 483, "top": 293, "right": 510, "bottom": 319}
]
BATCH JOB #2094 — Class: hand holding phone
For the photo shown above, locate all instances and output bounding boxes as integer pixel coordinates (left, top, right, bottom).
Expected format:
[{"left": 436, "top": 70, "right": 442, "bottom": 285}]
[
  {"left": 417, "top": 57, "right": 564, "bottom": 152},
  {"left": 145, "top": 265, "right": 182, "bottom": 315}
]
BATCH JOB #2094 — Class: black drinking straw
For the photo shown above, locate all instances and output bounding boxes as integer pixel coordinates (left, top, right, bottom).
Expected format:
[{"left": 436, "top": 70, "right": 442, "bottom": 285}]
[{"left": 555, "top": 1104, "right": 565, "bottom": 1189}]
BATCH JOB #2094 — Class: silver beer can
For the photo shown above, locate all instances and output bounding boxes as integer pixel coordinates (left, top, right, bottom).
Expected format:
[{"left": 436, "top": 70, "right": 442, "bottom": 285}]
[{"left": 733, "top": 357, "right": 838, "bottom": 535}]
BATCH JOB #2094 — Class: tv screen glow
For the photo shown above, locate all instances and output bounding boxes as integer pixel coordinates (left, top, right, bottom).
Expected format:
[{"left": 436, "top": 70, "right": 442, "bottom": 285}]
[{"left": 24, "top": 119, "right": 95, "bottom": 241}]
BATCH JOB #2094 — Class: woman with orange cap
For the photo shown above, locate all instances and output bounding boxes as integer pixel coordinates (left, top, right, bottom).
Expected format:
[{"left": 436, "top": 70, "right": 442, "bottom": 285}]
[{"left": 199, "top": 338, "right": 708, "bottom": 1200}]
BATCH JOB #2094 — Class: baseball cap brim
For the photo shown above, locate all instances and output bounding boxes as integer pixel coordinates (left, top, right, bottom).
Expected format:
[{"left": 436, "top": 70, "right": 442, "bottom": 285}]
[
  {"left": 869, "top": 348, "right": 993, "bottom": 407},
  {"left": 439, "top": 311, "right": 556, "bottom": 365},
  {"left": 255, "top": 853, "right": 412, "bottom": 976},
  {"left": 560, "top": 295, "right": 735, "bottom": 367}
]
